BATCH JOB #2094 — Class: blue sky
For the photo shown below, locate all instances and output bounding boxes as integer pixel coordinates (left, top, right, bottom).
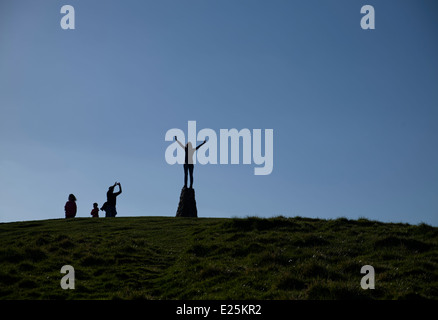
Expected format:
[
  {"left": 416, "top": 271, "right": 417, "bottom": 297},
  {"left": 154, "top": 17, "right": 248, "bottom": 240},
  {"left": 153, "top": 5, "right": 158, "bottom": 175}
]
[{"left": 1, "top": 0, "right": 437, "bottom": 225}]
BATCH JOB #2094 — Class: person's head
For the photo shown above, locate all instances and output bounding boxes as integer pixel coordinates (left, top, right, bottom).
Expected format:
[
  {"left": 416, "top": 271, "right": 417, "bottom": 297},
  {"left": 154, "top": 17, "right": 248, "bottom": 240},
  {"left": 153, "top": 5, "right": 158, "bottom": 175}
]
[
  {"left": 68, "top": 194, "right": 76, "bottom": 202},
  {"left": 93, "top": 203, "right": 98, "bottom": 208},
  {"left": 186, "top": 142, "right": 192, "bottom": 149},
  {"left": 108, "top": 186, "right": 115, "bottom": 192}
]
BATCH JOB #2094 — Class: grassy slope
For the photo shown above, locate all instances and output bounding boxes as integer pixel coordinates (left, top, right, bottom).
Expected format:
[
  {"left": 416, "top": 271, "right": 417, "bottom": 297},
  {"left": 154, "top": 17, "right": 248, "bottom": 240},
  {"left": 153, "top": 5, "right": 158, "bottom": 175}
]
[{"left": 0, "top": 216, "right": 437, "bottom": 300}]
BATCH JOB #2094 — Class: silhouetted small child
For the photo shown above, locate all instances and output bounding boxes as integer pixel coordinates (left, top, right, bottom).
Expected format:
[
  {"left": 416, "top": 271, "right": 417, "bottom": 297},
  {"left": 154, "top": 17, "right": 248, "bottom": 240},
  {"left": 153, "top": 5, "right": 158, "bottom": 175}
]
[{"left": 90, "top": 202, "right": 99, "bottom": 218}]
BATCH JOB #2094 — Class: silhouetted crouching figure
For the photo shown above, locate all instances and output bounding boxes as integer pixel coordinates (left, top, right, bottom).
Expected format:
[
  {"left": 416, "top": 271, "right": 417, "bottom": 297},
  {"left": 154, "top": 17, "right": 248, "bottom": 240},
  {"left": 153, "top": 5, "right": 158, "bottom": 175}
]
[
  {"left": 65, "top": 194, "right": 77, "bottom": 218},
  {"left": 100, "top": 202, "right": 108, "bottom": 215},
  {"left": 105, "top": 182, "right": 122, "bottom": 217},
  {"left": 174, "top": 136, "right": 206, "bottom": 188}
]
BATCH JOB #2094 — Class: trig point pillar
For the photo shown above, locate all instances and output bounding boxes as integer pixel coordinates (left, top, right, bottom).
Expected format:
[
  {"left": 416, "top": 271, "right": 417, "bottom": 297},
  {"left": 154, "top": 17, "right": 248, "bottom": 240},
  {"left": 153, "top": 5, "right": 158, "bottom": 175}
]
[{"left": 176, "top": 186, "right": 198, "bottom": 217}]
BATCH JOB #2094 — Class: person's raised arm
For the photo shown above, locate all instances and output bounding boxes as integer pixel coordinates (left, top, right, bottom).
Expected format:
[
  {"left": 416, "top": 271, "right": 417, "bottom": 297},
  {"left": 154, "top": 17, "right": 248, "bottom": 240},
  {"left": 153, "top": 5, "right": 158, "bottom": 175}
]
[
  {"left": 115, "top": 182, "right": 122, "bottom": 196},
  {"left": 196, "top": 139, "right": 207, "bottom": 150},
  {"left": 174, "top": 136, "right": 185, "bottom": 149}
]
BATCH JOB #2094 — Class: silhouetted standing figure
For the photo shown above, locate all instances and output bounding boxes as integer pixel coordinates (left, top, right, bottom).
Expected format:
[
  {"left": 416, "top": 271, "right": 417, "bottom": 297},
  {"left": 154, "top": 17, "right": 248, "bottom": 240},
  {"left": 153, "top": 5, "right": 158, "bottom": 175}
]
[
  {"left": 175, "top": 136, "right": 206, "bottom": 188},
  {"left": 65, "top": 194, "right": 77, "bottom": 218},
  {"left": 90, "top": 202, "right": 99, "bottom": 218},
  {"left": 106, "top": 182, "right": 122, "bottom": 217}
]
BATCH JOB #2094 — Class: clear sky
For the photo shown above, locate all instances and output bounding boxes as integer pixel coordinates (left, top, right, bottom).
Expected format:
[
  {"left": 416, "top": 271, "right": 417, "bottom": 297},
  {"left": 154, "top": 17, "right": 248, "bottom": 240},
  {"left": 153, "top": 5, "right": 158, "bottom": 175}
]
[{"left": 1, "top": 0, "right": 437, "bottom": 225}]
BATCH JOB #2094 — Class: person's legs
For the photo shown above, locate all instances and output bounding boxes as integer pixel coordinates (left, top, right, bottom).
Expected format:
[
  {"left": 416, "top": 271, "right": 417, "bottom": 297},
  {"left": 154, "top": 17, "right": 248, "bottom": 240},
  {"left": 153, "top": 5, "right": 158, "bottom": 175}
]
[
  {"left": 184, "top": 164, "right": 188, "bottom": 188},
  {"left": 106, "top": 206, "right": 116, "bottom": 217},
  {"left": 188, "top": 164, "right": 194, "bottom": 188}
]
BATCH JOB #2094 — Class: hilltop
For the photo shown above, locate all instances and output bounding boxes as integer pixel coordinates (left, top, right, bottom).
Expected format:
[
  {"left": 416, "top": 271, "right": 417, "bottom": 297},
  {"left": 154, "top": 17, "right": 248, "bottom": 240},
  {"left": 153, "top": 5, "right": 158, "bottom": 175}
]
[{"left": 0, "top": 216, "right": 437, "bottom": 299}]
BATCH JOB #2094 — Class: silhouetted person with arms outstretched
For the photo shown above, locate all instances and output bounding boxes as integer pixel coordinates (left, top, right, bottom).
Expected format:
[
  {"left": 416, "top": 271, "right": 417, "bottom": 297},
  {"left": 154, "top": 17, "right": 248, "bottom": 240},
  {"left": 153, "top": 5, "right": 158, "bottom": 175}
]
[
  {"left": 106, "top": 182, "right": 122, "bottom": 217},
  {"left": 175, "top": 136, "right": 207, "bottom": 189},
  {"left": 64, "top": 194, "right": 77, "bottom": 218}
]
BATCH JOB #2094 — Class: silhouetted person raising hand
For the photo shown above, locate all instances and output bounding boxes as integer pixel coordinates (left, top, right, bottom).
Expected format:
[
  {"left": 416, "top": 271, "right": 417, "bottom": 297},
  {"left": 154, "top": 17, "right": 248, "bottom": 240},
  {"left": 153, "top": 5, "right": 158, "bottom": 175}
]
[
  {"left": 175, "top": 136, "right": 206, "bottom": 189},
  {"left": 106, "top": 182, "right": 122, "bottom": 217}
]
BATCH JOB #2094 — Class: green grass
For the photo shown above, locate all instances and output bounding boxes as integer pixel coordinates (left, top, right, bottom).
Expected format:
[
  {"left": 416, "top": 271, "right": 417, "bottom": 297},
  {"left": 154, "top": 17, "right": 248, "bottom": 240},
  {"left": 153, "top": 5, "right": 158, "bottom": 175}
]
[{"left": 0, "top": 216, "right": 437, "bottom": 299}]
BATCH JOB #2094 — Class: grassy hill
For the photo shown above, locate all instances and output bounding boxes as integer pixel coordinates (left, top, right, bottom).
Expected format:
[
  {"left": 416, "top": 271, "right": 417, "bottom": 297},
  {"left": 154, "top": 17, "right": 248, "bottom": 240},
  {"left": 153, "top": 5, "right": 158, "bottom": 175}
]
[{"left": 0, "top": 216, "right": 437, "bottom": 300}]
